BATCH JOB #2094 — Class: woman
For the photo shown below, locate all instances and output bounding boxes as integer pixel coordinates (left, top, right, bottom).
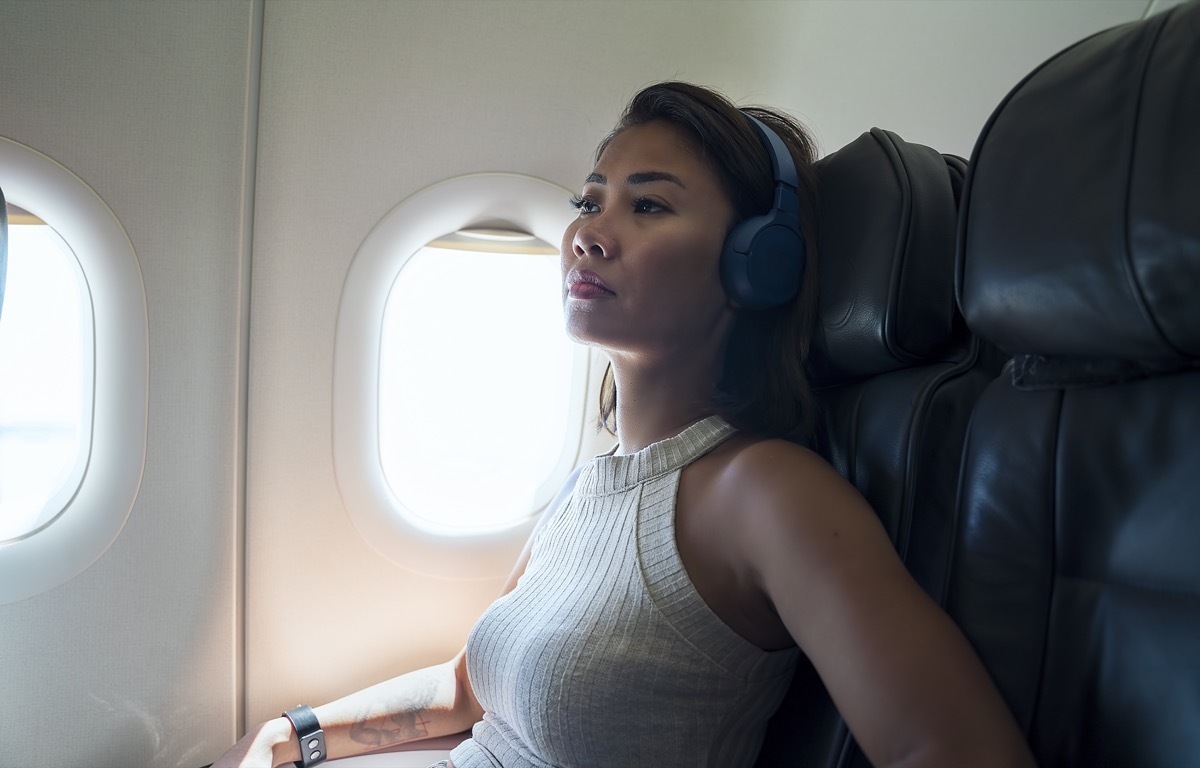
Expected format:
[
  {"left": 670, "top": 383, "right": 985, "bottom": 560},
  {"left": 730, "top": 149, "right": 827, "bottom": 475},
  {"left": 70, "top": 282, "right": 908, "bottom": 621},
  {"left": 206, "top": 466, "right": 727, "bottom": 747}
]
[{"left": 213, "top": 82, "right": 1035, "bottom": 768}]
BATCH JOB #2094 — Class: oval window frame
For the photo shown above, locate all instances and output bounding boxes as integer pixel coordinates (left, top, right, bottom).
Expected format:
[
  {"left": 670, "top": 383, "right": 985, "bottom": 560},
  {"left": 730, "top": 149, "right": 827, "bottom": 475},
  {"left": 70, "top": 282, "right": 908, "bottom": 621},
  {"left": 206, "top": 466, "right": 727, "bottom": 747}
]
[
  {"left": 333, "top": 173, "right": 584, "bottom": 580},
  {"left": 0, "top": 137, "right": 148, "bottom": 605}
]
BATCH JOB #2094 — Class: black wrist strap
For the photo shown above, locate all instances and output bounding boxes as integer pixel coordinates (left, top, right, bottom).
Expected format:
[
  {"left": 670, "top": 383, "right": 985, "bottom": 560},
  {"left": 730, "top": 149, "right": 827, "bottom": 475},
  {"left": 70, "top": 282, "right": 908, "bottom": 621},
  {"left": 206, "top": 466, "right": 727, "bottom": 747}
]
[{"left": 282, "top": 705, "right": 327, "bottom": 767}]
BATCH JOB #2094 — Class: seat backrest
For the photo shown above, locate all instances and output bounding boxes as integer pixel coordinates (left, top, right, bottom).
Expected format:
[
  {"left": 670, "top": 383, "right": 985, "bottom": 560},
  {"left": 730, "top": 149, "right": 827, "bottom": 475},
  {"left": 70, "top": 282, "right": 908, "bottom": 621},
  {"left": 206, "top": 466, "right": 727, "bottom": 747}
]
[
  {"left": 756, "top": 128, "right": 1004, "bottom": 768},
  {"left": 948, "top": 3, "right": 1200, "bottom": 765}
]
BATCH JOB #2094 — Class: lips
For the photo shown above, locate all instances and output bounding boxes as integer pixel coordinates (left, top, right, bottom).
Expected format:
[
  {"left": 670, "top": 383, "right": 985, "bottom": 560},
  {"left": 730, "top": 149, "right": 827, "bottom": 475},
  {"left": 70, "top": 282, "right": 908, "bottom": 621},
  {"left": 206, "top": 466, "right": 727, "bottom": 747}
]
[{"left": 566, "top": 269, "right": 615, "bottom": 299}]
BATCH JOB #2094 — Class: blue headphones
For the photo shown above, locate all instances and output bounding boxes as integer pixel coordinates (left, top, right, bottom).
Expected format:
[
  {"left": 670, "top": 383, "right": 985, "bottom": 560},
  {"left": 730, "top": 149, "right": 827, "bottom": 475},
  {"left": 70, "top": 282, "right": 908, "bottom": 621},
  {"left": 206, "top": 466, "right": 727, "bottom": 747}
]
[{"left": 720, "top": 113, "right": 807, "bottom": 310}]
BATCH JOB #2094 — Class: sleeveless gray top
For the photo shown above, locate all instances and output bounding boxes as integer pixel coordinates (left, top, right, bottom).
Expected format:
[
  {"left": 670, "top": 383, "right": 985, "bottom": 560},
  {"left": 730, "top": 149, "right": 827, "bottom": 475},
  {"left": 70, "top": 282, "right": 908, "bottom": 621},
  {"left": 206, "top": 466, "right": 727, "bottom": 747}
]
[{"left": 449, "top": 416, "right": 799, "bottom": 768}]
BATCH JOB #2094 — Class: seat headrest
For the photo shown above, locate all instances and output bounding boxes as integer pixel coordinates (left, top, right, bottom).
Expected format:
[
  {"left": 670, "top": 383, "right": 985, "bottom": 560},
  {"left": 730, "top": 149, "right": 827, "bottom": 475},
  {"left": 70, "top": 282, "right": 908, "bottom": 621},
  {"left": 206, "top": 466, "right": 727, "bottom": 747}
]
[
  {"left": 957, "top": 1, "right": 1200, "bottom": 388},
  {"left": 809, "top": 128, "right": 967, "bottom": 385}
]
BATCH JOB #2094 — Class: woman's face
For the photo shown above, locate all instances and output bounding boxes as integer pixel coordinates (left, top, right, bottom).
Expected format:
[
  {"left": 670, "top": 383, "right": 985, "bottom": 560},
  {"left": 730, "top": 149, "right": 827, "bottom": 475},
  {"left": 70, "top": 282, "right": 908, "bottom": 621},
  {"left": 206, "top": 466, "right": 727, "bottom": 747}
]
[{"left": 561, "top": 120, "right": 737, "bottom": 359}]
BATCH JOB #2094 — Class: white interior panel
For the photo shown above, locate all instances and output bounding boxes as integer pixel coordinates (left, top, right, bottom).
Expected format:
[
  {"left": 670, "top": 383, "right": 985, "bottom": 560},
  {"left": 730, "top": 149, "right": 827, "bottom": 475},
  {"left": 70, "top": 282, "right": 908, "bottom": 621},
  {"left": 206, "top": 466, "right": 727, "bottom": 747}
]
[{"left": 0, "top": 2, "right": 257, "bottom": 766}]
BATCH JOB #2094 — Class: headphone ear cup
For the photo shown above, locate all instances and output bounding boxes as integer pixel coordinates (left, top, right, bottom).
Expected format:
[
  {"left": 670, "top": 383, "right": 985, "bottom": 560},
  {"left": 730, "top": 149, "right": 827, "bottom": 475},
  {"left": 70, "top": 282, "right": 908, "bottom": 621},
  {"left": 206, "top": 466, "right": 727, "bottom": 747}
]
[
  {"left": 720, "top": 212, "right": 806, "bottom": 310},
  {"left": 725, "top": 112, "right": 807, "bottom": 310}
]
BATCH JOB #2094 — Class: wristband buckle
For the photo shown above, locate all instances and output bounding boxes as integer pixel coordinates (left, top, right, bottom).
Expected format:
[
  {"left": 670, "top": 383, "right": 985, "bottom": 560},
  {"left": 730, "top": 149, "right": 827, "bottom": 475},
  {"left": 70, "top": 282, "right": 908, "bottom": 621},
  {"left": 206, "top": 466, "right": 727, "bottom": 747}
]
[{"left": 282, "top": 705, "right": 327, "bottom": 767}]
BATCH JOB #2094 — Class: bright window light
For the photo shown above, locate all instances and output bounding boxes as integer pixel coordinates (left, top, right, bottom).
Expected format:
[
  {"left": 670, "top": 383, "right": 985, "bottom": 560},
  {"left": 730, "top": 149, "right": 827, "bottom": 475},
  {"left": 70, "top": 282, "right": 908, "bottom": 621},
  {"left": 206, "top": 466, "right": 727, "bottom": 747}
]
[
  {"left": 0, "top": 217, "right": 94, "bottom": 542},
  {"left": 379, "top": 242, "right": 575, "bottom": 534}
]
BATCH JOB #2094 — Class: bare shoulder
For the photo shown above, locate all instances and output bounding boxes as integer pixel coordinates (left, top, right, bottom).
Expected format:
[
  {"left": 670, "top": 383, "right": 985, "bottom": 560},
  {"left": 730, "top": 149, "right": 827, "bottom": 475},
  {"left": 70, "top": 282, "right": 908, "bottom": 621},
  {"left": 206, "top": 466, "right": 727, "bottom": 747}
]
[
  {"left": 704, "top": 435, "right": 912, "bottom": 627},
  {"left": 702, "top": 438, "right": 1035, "bottom": 767},
  {"left": 709, "top": 435, "right": 877, "bottom": 539},
  {"left": 721, "top": 436, "right": 836, "bottom": 482}
]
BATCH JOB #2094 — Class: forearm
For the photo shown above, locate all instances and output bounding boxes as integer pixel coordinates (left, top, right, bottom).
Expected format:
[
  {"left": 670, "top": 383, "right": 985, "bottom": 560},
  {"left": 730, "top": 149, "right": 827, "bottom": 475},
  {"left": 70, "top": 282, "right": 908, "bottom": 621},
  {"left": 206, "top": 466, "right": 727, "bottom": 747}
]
[{"left": 267, "top": 660, "right": 480, "bottom": 766}]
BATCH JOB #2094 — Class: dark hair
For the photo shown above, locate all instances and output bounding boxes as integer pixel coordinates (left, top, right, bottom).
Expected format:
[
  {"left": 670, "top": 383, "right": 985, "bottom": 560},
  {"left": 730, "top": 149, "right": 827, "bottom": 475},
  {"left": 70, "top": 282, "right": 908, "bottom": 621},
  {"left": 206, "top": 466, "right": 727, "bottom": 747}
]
[{"left": 594, "top": 81, "right": 820, "bottom": 440}]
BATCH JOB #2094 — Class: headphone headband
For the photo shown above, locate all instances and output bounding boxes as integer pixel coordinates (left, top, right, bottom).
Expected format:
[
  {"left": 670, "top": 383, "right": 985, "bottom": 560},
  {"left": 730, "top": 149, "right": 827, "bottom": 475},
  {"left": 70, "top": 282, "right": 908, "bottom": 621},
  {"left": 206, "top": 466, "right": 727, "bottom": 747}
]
[{"left": 744, "top": 114, "right": 799, "bottom": 192}]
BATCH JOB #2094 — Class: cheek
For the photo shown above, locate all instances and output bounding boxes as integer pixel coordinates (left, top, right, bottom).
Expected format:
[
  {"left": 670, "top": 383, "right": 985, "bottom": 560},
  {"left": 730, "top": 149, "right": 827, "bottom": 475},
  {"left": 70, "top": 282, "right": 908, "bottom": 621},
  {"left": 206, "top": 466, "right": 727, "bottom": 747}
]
[{"left": 670, "top": 233, "right": 726, "bottom": 288}]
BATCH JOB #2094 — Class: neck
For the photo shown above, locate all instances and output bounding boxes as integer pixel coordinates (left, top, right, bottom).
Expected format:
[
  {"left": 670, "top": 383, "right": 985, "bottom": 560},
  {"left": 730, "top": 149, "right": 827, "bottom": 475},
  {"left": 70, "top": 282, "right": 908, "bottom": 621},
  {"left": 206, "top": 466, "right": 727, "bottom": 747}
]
[{"left": 609, "top": 349, "right": 723, "bottom": 455}]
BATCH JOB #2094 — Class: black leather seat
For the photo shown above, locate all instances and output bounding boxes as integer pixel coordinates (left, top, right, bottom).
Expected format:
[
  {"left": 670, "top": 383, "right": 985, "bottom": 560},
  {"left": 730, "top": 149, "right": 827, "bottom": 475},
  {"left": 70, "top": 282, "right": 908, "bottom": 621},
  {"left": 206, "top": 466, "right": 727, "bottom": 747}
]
[
  {"left": 756, "top": 128, "right": 1004, "bottom": 768},
  {"left": 948, "top": 2, "right": 1200, "bottom": 765}
]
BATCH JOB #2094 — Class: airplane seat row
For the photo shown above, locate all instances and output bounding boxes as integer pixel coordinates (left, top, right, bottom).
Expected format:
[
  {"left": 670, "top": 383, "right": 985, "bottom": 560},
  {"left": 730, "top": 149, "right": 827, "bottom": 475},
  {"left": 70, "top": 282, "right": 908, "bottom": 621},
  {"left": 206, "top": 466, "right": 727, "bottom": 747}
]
[
  {"left": 756, "top": 128, "right": 1006, "bottom": 767},
  {"left": 947, "top": 2, "right": 1200, "bottom": 765},
  {"left": 761, "top": 2, "right": 1198, "bottom": 765}
]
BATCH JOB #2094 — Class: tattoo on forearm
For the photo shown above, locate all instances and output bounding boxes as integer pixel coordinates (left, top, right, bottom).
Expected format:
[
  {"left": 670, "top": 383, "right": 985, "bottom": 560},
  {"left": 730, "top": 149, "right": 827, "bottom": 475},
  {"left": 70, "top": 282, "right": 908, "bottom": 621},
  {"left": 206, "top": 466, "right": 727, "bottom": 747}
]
[{"left": 349, "top": 680, "right": 439, "bottom": 747}]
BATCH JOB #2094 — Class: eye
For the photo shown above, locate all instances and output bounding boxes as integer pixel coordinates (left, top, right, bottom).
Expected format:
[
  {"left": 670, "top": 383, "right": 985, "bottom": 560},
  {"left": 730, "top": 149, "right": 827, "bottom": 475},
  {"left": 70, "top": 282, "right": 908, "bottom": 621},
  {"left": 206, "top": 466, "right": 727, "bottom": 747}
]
[
  {"left": 632, "top": 197, "right": 666, "bottom": 214},
  {"left": 569, "top": 195, "right": 600, "bottom": 215}
]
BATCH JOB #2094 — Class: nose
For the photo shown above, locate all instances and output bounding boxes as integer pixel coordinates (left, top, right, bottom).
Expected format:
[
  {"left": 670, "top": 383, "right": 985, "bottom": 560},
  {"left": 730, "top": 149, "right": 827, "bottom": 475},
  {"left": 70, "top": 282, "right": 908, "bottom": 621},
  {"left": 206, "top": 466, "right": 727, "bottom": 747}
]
[{"left": 569, "top": 216, "right": 615, "bottom": 261}]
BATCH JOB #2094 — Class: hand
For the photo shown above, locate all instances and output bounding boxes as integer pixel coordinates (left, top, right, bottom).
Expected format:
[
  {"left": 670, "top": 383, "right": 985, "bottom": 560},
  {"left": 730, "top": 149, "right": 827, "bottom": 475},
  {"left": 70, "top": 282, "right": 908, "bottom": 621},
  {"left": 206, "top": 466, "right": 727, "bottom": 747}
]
[{"left": 209, "top": 717, "right": 296, "bottom": 768}]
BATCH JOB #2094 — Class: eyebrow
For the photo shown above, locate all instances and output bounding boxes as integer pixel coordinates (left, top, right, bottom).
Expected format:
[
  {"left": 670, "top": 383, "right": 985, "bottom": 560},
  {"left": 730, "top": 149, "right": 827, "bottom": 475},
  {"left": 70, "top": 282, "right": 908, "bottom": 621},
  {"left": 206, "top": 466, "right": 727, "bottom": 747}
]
[{"left": 585, "top": 171, "right": 686, "bottom": 188}]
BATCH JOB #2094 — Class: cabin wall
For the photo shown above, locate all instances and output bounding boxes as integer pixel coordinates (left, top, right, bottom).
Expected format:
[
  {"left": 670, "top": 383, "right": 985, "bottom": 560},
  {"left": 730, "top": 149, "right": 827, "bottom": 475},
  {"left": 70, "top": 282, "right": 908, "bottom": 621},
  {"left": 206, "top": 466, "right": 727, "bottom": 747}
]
[
  {"left": 0, "top": 2, "right": 256, "bottom": 767},
  {"left": 0, "top": 1, "right": 1150, "bottom": 766}
]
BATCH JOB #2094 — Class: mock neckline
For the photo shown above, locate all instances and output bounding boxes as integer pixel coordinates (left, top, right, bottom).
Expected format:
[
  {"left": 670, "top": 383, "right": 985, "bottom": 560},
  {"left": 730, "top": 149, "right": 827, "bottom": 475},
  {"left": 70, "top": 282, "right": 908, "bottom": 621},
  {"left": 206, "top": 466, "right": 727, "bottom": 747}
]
[{"left": 575, "top": 415, "right": 735, "bottom": 496}]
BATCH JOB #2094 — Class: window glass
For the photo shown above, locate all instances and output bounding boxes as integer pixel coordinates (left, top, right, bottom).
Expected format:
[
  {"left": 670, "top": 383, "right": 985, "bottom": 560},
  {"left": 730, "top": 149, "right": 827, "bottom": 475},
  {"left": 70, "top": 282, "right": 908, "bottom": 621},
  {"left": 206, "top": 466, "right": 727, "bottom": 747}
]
[
  {"left": 0, "top": 208, "right": 94, "bottom": 542},
  {"left": 379, "top": 234, "right": 579, "bottom": 534}
]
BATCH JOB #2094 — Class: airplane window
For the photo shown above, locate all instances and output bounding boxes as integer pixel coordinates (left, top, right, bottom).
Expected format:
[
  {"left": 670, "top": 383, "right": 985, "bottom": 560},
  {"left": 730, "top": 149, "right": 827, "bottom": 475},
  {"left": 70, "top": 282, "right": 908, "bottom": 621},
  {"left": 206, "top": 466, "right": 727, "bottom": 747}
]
[
  {"left": 0, "top": 205, "right": 94, "bottom": 542},
  {"left": 333, "top": 172, "right": 590, "bottom": 578},
  {"left": 379, "top": 231, "right": 580, "bottom": 534},
  {"left": 0, "top": 136, "right": 147, "bottom": 605}
]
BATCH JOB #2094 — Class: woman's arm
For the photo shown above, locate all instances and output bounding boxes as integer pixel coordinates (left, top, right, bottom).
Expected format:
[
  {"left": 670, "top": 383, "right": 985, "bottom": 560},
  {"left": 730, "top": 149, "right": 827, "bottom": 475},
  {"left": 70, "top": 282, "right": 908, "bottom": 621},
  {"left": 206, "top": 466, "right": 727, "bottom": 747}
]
[
  {"left": 212, "top": 652, "right": 478, "bottom": 768},
  {"left": 211, "top": 524, "right": 543, "bottom": 768},
  {"left": 210, "top": 466, "right": 580, "bottom": 768},
  {"left": 731, "top": 441, "right": 1036, "bottom": 768}
]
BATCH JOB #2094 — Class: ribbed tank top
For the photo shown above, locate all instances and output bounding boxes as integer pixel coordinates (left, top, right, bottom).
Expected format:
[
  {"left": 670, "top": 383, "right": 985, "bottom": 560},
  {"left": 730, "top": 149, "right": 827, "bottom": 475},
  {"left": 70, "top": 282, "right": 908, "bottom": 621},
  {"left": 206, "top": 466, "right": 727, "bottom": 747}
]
[{"left": 449, "top": 416, "right": 799, "bottom": 768}]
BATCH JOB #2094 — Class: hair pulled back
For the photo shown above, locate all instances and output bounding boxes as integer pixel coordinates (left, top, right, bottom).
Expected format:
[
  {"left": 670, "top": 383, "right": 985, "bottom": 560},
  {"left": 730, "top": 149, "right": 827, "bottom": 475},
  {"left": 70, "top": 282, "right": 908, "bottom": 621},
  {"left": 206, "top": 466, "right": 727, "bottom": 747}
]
[{"left": 595, "top": 81, "right": 820, "bottom": 440}]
